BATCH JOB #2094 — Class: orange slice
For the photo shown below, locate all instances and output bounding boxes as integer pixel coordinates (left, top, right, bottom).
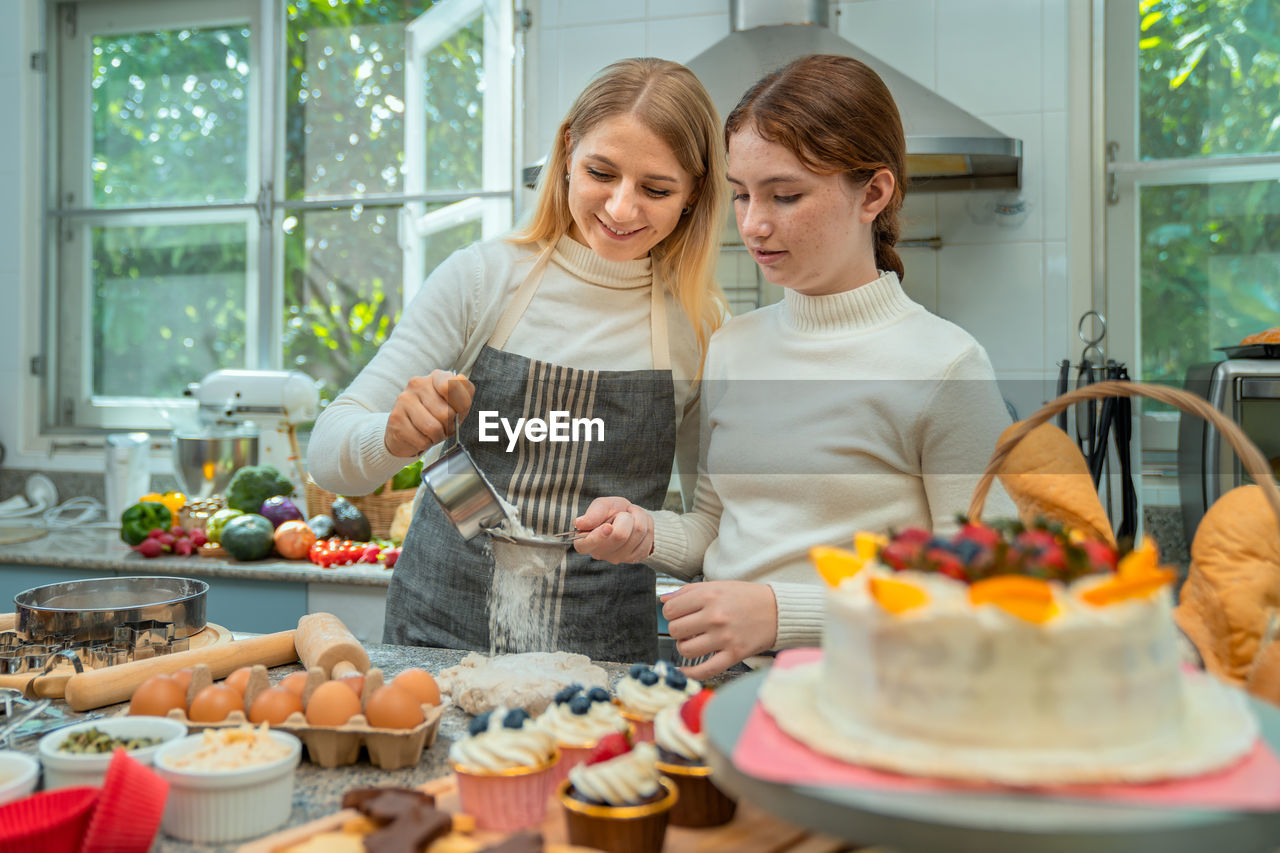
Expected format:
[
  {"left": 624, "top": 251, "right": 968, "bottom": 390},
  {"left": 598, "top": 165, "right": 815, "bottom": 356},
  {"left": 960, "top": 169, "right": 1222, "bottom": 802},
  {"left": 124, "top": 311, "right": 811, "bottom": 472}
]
[
  {"left": 1117, "top": 536, "right": 1162, "bottom": 580},
  {"left": 853, "top": 531, "right": 887, "bottom": 561},
  {"left": 810, "top": 546, "right": 867, "bottom": 588},
  {"left": 869, "top": 577, "right": 929, "bottom": 614},
  {"left": 968, "top": 576, "right": 1060, "bottom": 624},
  {"left": 1081, "top": 570, "right": 1176, "bottom": 606}
]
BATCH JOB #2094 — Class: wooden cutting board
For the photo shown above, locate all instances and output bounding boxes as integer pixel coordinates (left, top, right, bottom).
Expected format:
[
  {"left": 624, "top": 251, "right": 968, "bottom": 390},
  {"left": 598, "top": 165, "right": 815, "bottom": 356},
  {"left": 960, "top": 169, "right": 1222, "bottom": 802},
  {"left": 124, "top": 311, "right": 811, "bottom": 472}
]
[
  {"left": 0, "top": 618, "right": 232, "bottom": 699},
  {"left": 238, "top": 773, "right": 860, "bottom": 853}
]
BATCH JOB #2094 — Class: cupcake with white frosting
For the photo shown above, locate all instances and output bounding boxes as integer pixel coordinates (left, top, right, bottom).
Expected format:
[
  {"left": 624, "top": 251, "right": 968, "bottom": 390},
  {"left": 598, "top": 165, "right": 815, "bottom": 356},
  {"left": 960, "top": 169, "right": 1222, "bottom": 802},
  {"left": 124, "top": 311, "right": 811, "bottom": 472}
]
[
  {"left": 654, "top": 690, "right": 736, "bottom": 826},
  {"left": 449, "top": 706, "right": 558, "bottom": 831},
  {"left": 614, "top": 661, "right": 700, "bottom": 742},
  {"left": 558, "top": 734, "right": 677, "bottom": 853},
  {"left": 536, "top": 683, "right": 631, "bottom": 783}
]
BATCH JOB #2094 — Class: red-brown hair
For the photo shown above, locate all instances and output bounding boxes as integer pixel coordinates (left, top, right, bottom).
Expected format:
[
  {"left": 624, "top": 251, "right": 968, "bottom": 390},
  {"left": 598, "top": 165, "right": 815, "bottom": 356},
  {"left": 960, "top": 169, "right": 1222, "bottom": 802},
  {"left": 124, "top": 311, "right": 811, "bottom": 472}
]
[{"left": 724, "top": 54, "right": 906, "bottom": 280}]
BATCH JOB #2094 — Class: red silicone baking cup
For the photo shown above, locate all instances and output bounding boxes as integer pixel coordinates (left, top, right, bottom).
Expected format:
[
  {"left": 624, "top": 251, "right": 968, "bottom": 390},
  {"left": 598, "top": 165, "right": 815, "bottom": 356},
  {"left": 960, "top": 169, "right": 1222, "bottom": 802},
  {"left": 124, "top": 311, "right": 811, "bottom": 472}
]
[
  {"left": 0, "top": 785, "right": 99, "bottom": 853},
  {"left": 81, "top": 749, "right": 170, "bottom": 853}
]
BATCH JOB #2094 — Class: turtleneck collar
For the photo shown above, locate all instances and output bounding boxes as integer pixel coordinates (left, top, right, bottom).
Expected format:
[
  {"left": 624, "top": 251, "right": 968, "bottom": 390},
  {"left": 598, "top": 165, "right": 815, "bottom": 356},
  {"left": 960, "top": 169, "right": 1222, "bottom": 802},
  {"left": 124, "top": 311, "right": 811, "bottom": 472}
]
[
  {"left": 551, "top": 234, "right": 653, "bottom": 290},
  {"left": 781, "top": 270, "right": 917, "bottom": 334}
]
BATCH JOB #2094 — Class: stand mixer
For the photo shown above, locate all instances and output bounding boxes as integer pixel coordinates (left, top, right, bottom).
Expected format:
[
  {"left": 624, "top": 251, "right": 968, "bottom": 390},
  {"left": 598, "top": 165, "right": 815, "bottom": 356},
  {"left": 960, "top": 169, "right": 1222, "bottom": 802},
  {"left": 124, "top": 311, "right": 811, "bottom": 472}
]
[{"left": 183, "top": 370, "right": 320, "bottom": 514}]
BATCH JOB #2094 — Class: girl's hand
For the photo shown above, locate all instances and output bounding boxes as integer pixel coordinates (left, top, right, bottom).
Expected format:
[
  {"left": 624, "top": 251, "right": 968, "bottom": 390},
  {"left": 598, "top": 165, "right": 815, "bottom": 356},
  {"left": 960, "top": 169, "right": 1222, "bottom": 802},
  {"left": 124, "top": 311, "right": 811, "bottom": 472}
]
[
  {"left": 384, "top": 370, "right": 474, "bottom": 457},
  {"left": 573, "top": 497, "right": 654, "bottom": 564},
  {"left": 662, "top": 581, "right": 778, "bottom": 679}
]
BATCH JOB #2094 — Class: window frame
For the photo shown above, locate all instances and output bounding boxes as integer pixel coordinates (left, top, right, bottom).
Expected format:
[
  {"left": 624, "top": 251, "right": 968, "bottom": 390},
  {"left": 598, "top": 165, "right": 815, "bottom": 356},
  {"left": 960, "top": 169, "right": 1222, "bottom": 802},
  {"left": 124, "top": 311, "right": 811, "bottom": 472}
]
[
  {"left": 1103, "top": 0, "right": 1280, "bottom": 454},
  {"left": 43, "top": 0, "right": 520, "bottom": 434}
]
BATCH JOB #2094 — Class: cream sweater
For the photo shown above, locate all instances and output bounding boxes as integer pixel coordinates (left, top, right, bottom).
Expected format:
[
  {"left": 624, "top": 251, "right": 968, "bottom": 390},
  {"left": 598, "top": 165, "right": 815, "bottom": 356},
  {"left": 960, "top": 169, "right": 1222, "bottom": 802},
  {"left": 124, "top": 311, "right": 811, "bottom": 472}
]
[
  {"left": 648, "top": 271, "right": 1017, "bottom": 648},
  {"left": 308, "top": 236, "right": 703, "bottom": 497}
]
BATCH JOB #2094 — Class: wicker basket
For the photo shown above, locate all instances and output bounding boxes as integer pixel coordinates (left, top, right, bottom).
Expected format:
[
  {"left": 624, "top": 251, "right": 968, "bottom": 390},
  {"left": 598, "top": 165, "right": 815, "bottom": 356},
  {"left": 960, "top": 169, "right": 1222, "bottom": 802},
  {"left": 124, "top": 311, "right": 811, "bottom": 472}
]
[
  {"left": 965, "top": 379, "right": 1280, "bottom": 524},
  {"left": 304, "top": 475, "right": 417, "bottom": 540}
]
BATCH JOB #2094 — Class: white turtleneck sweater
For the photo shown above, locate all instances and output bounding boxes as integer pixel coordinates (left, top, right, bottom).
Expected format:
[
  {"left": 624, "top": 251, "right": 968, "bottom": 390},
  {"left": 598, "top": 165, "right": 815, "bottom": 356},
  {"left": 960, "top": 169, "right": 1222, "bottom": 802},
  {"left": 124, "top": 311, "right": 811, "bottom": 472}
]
[
  {"left": 308, "top": 236, "right": 702, "bottom": 497},
  {"left": 648, "top": 271, "right": 1016, "bottom": 649}
]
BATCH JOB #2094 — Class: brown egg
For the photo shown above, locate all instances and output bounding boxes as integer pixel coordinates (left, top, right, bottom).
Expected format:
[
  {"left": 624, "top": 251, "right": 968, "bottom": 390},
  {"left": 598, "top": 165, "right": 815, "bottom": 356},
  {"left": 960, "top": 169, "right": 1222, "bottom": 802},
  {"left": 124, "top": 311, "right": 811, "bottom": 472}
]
[
  {"left": 392, "top": 668, "right": 440, "bottom": 706},
  {"left": 248, "top": 686, "right": 304, "bottom": 725},
  {"left": 305, "top": 680, "right": 362, "bottom": 727},
  {"left": 365, "top": 684, "right": 425, "bottom": 730},
  {"left": 188, "top": 684, "right": 244, "bottom": 722},
  {"left": 170, "top": 667, "right": 194, "bottom": 693},
  {"left": 279, "top": 671, "right": 308, "bottom": 696},
  {"left": 129, "top": 674, "right": 187, "bottom": 717},
  {"left": 336, "top": 672, "right": 364, "bottom": 697},
  {"left": 223, "top": 666, "right": 253, "bottom": 696}
]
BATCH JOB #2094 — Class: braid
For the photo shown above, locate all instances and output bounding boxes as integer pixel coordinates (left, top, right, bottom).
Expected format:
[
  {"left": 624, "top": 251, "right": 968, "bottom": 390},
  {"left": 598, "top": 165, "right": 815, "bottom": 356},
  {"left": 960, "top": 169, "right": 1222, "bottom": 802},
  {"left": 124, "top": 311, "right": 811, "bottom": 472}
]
[{"left": 873, "top": 209, "right": 904, "bottom": 280}]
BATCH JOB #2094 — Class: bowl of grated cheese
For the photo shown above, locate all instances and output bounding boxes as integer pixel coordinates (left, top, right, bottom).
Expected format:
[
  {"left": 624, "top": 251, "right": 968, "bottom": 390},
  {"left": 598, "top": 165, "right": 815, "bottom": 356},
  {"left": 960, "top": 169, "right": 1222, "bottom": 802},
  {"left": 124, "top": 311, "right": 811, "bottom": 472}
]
[{"left": 152, "top": 724, "right": 300, "bottom": 843}]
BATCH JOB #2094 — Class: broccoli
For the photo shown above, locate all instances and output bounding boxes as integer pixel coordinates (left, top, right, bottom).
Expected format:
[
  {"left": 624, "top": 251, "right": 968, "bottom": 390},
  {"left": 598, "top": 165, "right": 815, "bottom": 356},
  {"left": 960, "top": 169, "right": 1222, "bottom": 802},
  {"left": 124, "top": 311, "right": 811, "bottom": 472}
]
[{"left": 225, "top": 464, "right": 295, "bottom": 514}]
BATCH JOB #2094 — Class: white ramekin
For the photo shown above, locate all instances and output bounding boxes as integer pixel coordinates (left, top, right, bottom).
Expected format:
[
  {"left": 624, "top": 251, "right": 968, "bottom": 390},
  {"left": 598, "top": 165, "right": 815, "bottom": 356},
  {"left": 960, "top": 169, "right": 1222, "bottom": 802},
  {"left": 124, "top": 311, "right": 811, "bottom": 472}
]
[
  {"left": 38, "top": 716, "right": 188, "bottom": 790},
  {"left": 0, "top": 750, "right": 40, "bottom": 804},
  {"left": 152, "top": 729, "right": 301, "bottom": 843}
]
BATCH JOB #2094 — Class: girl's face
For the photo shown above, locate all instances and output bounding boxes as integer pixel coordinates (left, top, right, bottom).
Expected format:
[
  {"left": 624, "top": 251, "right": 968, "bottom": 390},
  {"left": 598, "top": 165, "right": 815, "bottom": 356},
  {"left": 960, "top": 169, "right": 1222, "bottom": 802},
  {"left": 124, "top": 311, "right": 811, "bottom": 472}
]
[
  {"left": 728, "top": 127, "right": 886, "bottom": 295},
  {"left": 566, "top": 114, "right": 695, "bottom": 262}
]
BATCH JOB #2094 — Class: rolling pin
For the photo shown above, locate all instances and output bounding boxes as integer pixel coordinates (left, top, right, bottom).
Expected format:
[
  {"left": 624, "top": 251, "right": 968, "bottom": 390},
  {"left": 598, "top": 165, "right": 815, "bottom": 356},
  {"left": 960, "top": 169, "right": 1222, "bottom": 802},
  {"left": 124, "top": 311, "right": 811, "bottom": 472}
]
[
  {"left": 295, "top": 612, "right": 370, "bottom": 678},
  {"left": 62, "top": 630, "right": 298, "bottom": 711}
]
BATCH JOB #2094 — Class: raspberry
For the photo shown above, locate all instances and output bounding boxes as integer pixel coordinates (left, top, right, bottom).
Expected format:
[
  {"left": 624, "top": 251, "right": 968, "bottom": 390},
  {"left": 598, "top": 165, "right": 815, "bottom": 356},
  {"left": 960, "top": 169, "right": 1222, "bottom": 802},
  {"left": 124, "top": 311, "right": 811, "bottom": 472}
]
[
  {"left": 957, "top": 523, "right": 1001, "bottom": 549},
  {"left": 678, "top": 690, "right": 714, "bottom": 735},
  {"left": 1082, "top": 539, "right": 1119, "bottom": 572},
  {"left": 588, "top": 732, "right": 631, "bottom": 765}
]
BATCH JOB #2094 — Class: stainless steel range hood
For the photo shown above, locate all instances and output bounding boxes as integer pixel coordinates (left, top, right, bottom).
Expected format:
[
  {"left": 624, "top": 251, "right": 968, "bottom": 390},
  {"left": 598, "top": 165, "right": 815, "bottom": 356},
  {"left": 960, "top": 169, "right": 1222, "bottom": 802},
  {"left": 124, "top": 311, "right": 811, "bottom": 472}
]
[{"left": 689, "top": 0, "right": 1021, "bottom": 192}]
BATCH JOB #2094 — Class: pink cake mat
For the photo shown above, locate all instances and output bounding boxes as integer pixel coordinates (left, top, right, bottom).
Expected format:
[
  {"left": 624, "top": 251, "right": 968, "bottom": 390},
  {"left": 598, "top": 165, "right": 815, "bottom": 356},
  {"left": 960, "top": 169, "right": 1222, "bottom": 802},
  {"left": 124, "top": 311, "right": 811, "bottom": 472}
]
[{"left": 732, "top": 648, "right": 1280, "bottom": 811}]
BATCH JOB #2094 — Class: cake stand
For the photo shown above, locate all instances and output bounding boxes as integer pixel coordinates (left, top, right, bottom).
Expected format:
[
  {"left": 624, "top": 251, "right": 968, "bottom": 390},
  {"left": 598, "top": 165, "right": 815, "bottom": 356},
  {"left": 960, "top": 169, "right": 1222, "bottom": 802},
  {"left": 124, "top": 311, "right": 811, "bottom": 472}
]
[{"left": 704, "top": 671, "right": 1280, "bottom": 853}]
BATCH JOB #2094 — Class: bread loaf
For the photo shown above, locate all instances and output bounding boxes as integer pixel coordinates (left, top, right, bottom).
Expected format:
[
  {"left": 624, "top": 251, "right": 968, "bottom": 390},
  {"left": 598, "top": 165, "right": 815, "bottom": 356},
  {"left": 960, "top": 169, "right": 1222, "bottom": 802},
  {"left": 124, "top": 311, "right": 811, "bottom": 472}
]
[{"left": 994, "top": 421, "right": 1116, "bottom": 547}]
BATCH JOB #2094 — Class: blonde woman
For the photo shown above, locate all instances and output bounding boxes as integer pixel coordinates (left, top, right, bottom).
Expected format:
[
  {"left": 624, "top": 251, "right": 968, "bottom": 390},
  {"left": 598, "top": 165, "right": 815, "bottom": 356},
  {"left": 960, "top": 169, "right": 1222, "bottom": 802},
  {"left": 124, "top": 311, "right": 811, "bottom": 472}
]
[{"left": 309, "top": 58, "right": 728, "bottom": 661}]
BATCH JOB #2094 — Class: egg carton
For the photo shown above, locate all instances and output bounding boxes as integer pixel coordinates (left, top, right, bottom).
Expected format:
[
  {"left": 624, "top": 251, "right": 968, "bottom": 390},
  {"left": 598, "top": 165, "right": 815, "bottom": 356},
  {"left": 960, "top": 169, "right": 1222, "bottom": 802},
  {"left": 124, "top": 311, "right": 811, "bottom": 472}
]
[{"left": 160, "top": 663, "right": 443, "bottom": 771}]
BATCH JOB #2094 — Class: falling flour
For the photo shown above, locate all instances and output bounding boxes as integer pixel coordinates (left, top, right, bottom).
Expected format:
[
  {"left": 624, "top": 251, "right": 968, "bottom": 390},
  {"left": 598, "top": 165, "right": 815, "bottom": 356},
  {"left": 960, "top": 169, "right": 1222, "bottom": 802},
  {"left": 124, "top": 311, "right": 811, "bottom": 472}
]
[{"left": 487, "top": 492, "right": 567, "bottom": 654}]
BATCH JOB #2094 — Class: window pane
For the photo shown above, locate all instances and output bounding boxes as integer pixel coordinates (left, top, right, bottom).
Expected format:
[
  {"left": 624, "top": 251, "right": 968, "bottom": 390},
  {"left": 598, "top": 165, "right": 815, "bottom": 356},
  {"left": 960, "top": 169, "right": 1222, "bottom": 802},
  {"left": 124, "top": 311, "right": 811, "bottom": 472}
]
[
  {"left": 1138, "top": 0, "right": 1280, "bottom": 160},
  {"left": 422, "top": 15, "right": 485, "bottom": 192},
  {"left": 282, "top": 204, "right": 479, "bottom": 401},
  {"left": 285, "top": 6, "right": 415, "bottom": 200},
  {"left": 1140, "top": 180, "right": 1280, "bottom": 389},
  {"left": 92, "top": 223, "right": 248, "bottom": 397},
  {"left": 92, "top": 26, "right": 251, "bottom": 206}
]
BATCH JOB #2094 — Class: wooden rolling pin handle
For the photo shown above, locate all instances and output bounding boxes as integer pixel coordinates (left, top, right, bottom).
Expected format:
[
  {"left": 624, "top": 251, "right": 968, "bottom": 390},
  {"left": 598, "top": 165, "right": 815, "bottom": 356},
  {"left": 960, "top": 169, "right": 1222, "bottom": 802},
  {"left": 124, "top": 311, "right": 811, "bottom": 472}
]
[
  {"left": 295, "top": 613, "right": 370, "bottom": 678},
  {"left": 331, "top": 660, "right": 359, "bottom": 679},
  {"left": 62, "top": 630, "right": 298, "bottom": 712}
]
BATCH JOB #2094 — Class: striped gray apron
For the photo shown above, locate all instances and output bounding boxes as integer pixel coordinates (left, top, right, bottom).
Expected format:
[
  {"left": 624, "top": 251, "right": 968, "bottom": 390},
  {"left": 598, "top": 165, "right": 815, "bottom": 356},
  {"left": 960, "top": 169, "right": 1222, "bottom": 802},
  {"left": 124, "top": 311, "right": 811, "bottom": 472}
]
[{"left": 384, "top": 249, "right": 677, "bottom": 663}]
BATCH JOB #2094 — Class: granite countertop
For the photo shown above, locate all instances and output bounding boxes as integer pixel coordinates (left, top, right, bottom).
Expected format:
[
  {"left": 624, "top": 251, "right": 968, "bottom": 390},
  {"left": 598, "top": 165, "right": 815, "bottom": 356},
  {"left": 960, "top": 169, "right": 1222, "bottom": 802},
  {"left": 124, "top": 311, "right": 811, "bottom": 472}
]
[
  {"left": 6, "top": 643, "right": 720, "bottom": 852},
  {"left": 0, "top": 527, "right": 394, "bottom": 587}
]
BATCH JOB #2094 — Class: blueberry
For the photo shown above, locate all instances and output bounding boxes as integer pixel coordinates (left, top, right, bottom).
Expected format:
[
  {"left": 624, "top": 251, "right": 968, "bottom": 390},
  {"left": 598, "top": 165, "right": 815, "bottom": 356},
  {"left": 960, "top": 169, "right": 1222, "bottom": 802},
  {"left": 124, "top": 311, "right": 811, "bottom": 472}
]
[
  {"left": 587, "top": 687, "right": 611, "bottom": 703},
  {"left": 569, "top": 695, "right": 591, "bottom": 715},
  {"left": 664, "top": 669, "right": 688, "bottom": 690},
  {"left": 502, "top": 708, "right": 530, "bottom": 729},
  {"left": 554, "top": 683, "right": 584, "bottom": 705},
  {"left": 468, "top": 711, "right": 492, "bottom": 737},
  {"left": 639, "top": 669, "right": 660, "bottom": 686},
  {"left": 628, "top": 663, "right": 647, "bottom": 679},
  {"left": 953, "top": 540, "right": 982, "bottom": 564}
]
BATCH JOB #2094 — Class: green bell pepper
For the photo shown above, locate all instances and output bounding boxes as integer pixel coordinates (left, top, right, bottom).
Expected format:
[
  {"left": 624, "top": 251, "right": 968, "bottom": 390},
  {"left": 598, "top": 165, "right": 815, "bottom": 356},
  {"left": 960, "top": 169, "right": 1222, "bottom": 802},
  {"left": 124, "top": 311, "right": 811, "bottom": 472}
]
[{"left": 120, "top": 501, "right": 174, "bottom": 546}]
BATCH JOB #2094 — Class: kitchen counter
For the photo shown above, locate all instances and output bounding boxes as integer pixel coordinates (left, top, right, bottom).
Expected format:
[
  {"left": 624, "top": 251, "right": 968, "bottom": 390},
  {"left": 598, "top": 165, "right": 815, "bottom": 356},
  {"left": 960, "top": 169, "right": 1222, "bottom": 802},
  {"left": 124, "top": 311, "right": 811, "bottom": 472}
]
[{"left": 7, "top": 644, "right": 736, "bottom": 852}]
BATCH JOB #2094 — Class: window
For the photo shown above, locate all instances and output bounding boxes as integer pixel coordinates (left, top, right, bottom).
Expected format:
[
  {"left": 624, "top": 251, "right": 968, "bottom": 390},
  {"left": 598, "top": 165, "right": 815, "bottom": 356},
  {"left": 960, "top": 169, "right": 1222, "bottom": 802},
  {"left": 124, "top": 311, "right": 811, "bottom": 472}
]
[
  {"left": 45, "top": 0, "right": 519, "bottom": 431},
  {"left": 1105, "top": 0, "right": 1280, "bottom": 445}
]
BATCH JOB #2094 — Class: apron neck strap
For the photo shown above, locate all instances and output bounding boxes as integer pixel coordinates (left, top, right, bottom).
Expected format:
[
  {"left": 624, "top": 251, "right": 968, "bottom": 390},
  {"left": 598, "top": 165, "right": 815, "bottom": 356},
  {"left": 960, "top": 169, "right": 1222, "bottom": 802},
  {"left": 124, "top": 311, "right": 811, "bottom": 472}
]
[{"left": 487, "top": 241, "right": 671, "bottom": 370}]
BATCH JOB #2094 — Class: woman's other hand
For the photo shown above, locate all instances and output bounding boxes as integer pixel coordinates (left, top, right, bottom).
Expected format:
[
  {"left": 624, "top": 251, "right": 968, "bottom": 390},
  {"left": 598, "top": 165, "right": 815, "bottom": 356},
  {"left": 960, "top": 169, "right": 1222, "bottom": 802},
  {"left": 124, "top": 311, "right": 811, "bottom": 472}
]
[
  {"left": 573, "top": 496, "right": 654, "bottom": 564},
  {"left": 384, "top": 370, "right": 475, "bottom": 457},
  {"left": 662, "top": 581, "right": 777, "bottom": 679}
]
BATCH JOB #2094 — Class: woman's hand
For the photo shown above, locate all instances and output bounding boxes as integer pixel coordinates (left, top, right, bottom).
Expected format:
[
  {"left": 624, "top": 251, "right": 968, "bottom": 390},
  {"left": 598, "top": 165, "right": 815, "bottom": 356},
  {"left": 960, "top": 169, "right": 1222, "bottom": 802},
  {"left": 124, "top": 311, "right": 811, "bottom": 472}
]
[
  {"left": 662, "top": 581, "right": 778, "bottom": 679},
  {"left": 383, "top": 370, "right": 475, "bottom": 458},
  {"left": 572, "top": 497, "right": 655, "bottom": 564}
]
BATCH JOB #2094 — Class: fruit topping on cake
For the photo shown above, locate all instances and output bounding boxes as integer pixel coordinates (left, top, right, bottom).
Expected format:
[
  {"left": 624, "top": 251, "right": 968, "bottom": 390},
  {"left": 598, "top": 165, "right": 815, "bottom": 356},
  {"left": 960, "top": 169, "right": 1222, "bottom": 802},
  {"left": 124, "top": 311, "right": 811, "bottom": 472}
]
[{"left": 678, "top": 690, "right": 714, "bottom": 736}]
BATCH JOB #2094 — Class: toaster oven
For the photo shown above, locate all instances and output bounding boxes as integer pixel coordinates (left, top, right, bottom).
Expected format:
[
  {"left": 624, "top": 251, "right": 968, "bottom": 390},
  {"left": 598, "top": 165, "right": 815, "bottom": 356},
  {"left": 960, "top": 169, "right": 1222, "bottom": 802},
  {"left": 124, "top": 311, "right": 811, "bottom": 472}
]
[{"left": 1178, "top": 359, "right": 1280, "bottom": 539}]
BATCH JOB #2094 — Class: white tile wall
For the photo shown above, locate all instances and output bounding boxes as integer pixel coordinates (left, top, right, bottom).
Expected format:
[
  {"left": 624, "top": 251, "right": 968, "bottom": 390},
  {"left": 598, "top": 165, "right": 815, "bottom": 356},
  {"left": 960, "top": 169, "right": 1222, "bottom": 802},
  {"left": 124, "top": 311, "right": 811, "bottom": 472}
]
[
  {"left": 645, "top": 0, "right": 727, "bottom": 18},
  {"left": 836, "top": 0, "right": 937, "bottom": 89},
  {"left": 1041, "top": 0, "right": 1069, "bottom": 112},
  {"left": 936, "top": 0, "right": 1042, "bottom": 116},
  {"left": 1042, "top": 110, "right": 1068, "bottom": 242},
  {"left": 1043, "top": 241, "right": 1070, "bottom": 371},
  {"left": 937, "top": 241, "right": 1044, "bottom": 371},
  {"left": 644, "top": 13, "right": 729, "bottom": 64}
]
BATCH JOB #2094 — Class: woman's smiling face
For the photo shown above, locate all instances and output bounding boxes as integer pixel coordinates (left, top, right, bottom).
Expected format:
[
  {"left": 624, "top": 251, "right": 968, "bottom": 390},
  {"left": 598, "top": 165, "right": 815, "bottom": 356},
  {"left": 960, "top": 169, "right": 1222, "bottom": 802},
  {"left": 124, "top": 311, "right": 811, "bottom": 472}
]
[
  {"left": 727, "top": 126, "right": 881, "bottom": 295},
  {"left": 566, "top": 114, "right": 695, "bottom": 262}
]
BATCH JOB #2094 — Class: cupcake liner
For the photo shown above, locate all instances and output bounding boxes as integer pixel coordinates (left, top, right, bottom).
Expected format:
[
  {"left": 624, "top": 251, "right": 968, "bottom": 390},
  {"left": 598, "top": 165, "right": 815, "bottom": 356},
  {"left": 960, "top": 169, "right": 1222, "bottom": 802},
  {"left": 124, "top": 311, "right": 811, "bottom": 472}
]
[
  {"left": 81, "top": 749, "right": 170, "bottom": 853},
  {"left": 656, "top": 760, "right": 737, "bottom": 827},
  {"left": 552, "top": 744, "right": 596, "bottom": 786},
  {"left": 453, "top": 755, "right": 558, "bottom": 832},
  {"left": 619, "top": 710, "right": 655, "bottom": 743},
  {"left": 557, "top": 776, "right": 677, "bottom": 853},
  {"left": 0, "top": 786, "right": 99, "bottom": 853}
]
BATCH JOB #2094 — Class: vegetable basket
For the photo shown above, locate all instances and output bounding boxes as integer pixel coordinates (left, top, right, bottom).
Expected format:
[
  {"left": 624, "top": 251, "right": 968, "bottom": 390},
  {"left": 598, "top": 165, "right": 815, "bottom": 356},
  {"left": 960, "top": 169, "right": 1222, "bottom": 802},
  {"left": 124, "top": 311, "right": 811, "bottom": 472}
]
[{"left": 304, "top": 475, "right": 416, "bottom": 539}]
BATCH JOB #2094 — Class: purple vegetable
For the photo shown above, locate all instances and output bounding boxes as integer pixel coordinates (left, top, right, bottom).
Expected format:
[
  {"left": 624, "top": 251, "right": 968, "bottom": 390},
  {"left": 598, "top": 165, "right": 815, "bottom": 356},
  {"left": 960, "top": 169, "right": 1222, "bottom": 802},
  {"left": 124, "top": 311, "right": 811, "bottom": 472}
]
[{"left": 260, "top": 495, "right": 305, "bottom": 528}]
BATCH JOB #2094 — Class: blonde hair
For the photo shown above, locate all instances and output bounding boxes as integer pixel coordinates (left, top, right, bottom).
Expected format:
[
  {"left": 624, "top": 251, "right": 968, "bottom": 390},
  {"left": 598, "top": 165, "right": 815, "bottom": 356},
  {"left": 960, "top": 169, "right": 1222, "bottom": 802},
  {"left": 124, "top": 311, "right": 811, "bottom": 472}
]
[{"left": 511, "top": 58, "right": 728, "bottom": 373}]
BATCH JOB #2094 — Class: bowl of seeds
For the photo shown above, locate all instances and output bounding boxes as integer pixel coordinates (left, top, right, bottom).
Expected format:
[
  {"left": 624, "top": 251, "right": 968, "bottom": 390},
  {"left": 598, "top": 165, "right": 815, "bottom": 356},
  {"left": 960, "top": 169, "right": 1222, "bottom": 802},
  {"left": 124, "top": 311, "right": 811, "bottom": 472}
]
[{"left": 39, "top": 717, "right": 187, "bottom": 789}]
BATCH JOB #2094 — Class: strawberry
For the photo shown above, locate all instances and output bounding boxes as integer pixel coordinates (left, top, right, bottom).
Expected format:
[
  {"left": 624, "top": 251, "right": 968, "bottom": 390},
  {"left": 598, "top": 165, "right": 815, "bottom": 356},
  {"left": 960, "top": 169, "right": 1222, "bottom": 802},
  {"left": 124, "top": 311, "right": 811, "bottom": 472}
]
[
  {"left": 679, "top": 689, "right": 714, "bottom": 734},
  {"left": 587, "top": 732, "right": 631, "bottom": 765},
  {"left": 879, "top": 541, "right": 915, "bottom": 571},
  {"left": 1081, "top": 539, "right": 1119, "bottom": 572},
  {"left": 925, "top": 547, "right": 964, "bottom": 579},
  {"left": 895, "top": 527, "right": 932, "bottom": 546},
  {"left": 957, "top": 523, "right": 1001, "bottom": 549}
]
